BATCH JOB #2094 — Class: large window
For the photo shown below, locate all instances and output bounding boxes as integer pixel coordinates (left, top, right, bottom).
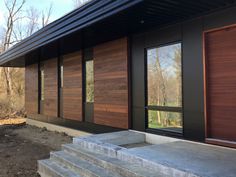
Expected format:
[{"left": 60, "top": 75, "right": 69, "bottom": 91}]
[
  {"left": 147, "top": 43, "right": 182, "bottom": 133},
  {"left": 86, "top": 60, "right": 94, "bottom": 103}
]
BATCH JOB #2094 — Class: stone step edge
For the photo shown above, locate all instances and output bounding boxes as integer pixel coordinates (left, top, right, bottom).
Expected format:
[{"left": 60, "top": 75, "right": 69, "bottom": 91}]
[
  {"left": 50, "top": 151, "right": 122, "bottom": 177},
  {"left": 62, "top": 143, "right": 163, "bottom": 177},
  {"left": 38, "top": 159, "right": 81, "bottom": 177},
  {"left": 71, "top": 138, "right": 200, "bottom": 177},
  {"left": 73, "top": 137, "right": 126, "bottom": 157}
]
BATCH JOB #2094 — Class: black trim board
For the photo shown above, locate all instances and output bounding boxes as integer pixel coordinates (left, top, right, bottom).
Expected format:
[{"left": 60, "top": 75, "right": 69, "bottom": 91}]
[{"left": 27, "top": 114, "right": 123, "bottom": 134}]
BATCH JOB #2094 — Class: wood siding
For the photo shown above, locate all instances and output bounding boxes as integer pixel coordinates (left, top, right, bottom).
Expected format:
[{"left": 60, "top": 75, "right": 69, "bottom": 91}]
[
  {"left": 43, "top": 58, "right": 58, "bottom": 117},
  {"left": 94, "top": 37, "right": 129, "bottom": 129},
  {"left": 62, "top": 52, "right": 83, "bottom": 121},
  {"left": 205, "top": 26, "right": 236, "bottom": 141},
  {"left": 25, "top": 64, "right": 38, "bottom": 114}
]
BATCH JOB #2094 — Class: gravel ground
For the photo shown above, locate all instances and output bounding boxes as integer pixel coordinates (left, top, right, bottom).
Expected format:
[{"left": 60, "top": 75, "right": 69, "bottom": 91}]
[{"left": 0, "top": 124, "right": 72, "bottom": 177}]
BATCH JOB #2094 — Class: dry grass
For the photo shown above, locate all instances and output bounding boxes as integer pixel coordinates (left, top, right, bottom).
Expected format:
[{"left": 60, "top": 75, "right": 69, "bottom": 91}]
[{"left": 0, "top": 117, "right": 26, "bottom": 125}]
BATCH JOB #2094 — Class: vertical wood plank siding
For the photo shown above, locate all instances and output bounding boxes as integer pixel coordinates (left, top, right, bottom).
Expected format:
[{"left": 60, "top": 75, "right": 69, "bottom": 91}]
[
  {"left": 94, "top": 37, "right": 129, "bottom": 129},
  {"left": 205, "top": 26, "right": 236, "bottom": 141},
  {"left": 25, "top": 64, "right": 38, "bottom": 114},
  {"left": 62, "top": 52, "right": 83, "bottom": 121},
  {"left": 43, "top": 58, "right": 58, "bottom": 117}
]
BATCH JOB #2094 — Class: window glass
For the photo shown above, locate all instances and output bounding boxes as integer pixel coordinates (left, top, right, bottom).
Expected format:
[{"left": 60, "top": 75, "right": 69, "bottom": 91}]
[
  {"left": 148, "top": 110, "right": 182, "bottom": 133},
  {"left": 147, "top": 43, "right": 182, "bottom": 132},
  {"left": 60, "top": 65, "right": 63, "bottom": 88},
  {"left": 86, "top": 60, "right": 94, "bottom": 102},
  {"left": 41, "top": 68, "right": 44, "bottom": 101},
  {"left": 147, "top": 43, "right": 182, "bottom": 107}
]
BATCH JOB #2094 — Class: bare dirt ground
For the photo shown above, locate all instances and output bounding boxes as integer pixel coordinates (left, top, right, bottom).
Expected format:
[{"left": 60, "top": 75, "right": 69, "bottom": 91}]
[{"left": 0, "top": 122, "right": 72, "bottom": 177}]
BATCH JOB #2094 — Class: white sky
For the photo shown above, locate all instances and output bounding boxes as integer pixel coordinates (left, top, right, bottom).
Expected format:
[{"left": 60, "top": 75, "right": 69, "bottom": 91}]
[{"left": 0, "top": 0, "right": 75, "bottom": 27}]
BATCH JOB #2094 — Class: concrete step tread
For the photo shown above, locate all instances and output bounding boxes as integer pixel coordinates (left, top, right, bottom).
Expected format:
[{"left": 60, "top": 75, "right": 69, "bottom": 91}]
[
  {"left": 62, "top": 143, "right": 165, "bottom": 177},
  {"left": 51, "top": 151, "right": 123, "bottom": 177},
  {"left": 73, "top": 131, "right": 145, "bottom": 145},
  {"left": 38, "top": 159, "right": 81, "bottom": 177}
]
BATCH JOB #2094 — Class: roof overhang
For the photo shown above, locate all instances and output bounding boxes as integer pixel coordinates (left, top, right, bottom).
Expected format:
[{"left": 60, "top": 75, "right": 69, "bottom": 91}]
[{"left": 1, "top": 0, "right": 236, "bottom": 67}]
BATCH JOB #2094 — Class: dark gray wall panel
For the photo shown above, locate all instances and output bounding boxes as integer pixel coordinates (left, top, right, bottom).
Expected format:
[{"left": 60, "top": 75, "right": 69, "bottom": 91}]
[
  {"left": 182, "top": 18, "right": 205, "bottom": 141},
  {"left": 204, "top": 6, "right": 236, "bottom": 31},
  {"left": 131, "top": 33, "right": 145, "bottom": 131}
]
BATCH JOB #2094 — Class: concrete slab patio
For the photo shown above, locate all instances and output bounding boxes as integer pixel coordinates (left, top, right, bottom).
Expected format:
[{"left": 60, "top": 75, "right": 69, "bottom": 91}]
[
  {"left": 39, "top": 130, "right": 236, "bottom": 177},
  {"left": 119, "top": 140, "right": 236, "bottom": 177}
]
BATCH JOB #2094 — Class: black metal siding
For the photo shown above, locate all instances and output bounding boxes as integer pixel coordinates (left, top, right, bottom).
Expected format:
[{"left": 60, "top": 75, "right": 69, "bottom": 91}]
[{"left": 131, "top": 6, "right": 236, "bottom": 141}]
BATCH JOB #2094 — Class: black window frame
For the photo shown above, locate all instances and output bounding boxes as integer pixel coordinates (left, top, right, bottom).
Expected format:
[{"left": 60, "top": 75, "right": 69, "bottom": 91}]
[
  {"left": 145, "top": 41, "right": 184, "bottom": 135},
  {"left": 83, "top": 48, "right": 94, "bottom": 123}
]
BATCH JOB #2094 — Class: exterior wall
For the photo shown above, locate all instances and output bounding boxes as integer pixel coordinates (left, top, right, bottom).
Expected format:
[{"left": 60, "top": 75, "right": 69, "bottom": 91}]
[
  {"left": 94, "top": 37, "right": 129, "bottom": 129},
  {"left": 24, "top": 6, "right": 236, "bottom": 142},
  {"left": 25, "top": 37, "right": 129, "bottom": 130},
  {"left": 25, "top": 63, "right": 38, "bottom": 114},
  {"left": 131, "top": 6, "right": 236, "bottom": 141},
  {"left": 62, "top": 51, "right": 83, "bottom": 121},
  {"left": 43, "top": 58, "right": 58, "bottom": 117}
]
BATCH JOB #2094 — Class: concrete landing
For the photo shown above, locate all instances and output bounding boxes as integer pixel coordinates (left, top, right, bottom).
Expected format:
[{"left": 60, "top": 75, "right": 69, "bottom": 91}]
[{"left": 120, "top": 141, "right": 236, "bottom": 177}]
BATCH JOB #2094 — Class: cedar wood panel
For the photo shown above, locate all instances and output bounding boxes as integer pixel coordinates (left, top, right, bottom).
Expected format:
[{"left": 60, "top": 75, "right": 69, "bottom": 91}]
[
  {"left": 205, "top": 26, "right": 236, "bottom": 141},
  {"left": 62, "top": 52, "right": 83, "bottom": 121},
  {"left": 43, "top": 58, "right": 58, "bottom": 117},
  {"left": 25, "top": 63, "right": 38, "bottom": 114},
  {"left": 94, "top": 37, "right": 129, "bottom": 129}
]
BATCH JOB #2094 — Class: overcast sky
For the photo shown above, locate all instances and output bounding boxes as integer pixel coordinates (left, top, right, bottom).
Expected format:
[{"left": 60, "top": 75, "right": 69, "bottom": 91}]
[{"left": 0, "top": 0, "right": 75, "bottom": 27}]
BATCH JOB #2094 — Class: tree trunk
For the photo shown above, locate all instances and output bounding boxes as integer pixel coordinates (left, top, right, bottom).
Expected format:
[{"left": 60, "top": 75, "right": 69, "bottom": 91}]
[{"left": 3, "top": 67, "right": 13, "bottom": 96}]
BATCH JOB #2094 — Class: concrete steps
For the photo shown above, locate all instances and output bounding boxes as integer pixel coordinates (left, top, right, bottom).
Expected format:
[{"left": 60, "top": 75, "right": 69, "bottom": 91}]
[
  {"left": 38, "top": 159, "right": 81, "bottom": 177},
  {"left": 38, "top": 131, "right": 169, "bottom": 177},
  {"left": 62, "top": 144, "right": 163, "bottom": 177},
  {"left": 50, "top": 151, "right": 123, "bottom": 177}
]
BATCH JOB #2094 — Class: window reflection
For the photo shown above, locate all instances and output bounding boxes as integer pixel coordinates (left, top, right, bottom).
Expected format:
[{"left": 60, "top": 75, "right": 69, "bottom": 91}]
[
  {"left": 147, "top": 43, "right": 182, "bottom": 132},
  {"left": 86, "top": 60, "right": 94, "bottom": 103}
]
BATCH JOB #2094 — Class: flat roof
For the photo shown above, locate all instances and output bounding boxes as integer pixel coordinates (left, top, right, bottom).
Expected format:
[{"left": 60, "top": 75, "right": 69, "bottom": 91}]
[{"left": 0, "top": 0, "right": 235, "bottom": 66}]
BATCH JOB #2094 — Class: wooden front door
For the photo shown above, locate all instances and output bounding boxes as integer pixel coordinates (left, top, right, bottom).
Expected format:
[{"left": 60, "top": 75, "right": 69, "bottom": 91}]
[{"left": 205, "top": 25, "right": 236, "bottom": 146}]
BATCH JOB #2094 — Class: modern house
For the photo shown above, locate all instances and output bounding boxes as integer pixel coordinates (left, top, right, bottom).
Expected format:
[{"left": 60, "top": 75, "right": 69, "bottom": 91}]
[{"left": 0, "top": 0, "right": 236, "bottom": 148}]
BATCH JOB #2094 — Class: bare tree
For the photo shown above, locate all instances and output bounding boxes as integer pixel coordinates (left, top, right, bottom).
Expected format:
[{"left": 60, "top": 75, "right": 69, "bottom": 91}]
[
  {"left": 73, "top": 0, "right": 91, "bottom": 8},
  {"left": 2, "top": 0, "right": 25, "bottom": 97},
  {"left": 0, "top": 0, "right": 53, "bottom": 117},
  {"left": 3, "top": 0, "right": 25, "bottom": 50},
  {"left": 26, "top": 6, "right": 40, "bottom": 36},
  {"left": 42, "top": 3, "right": 53, "bottom": 27}
]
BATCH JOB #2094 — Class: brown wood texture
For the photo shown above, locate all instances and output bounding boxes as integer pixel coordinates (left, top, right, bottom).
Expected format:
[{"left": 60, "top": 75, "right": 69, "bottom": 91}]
[
  {"left": 62, "top": 52, "right": 83, "bottom": 121},
  {"left": 43, "top": 58, "right": 58, "bottom": 117},
  {"left": 206, "top": 138, "right": 236, "bottom": 149},
  {"left": 205, "top": 26, "right": 236, "bottom": 142},
  {"left": 25, "top": 63, "right": 38, "bottom": 114},
  {"left": 94, "top": 37, "right": 129, "bottom": 129}
]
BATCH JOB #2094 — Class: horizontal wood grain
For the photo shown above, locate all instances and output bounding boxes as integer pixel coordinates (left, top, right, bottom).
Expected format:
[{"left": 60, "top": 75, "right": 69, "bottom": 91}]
[
  {"left": 25, "top": 63, "right": 38, "bottom": 114},
  {"left": 62, "top": 52, "right": 82, "bottom": 121},
  {"left": 43, "top": 58, "right": 58, "bottom": 117},
  {"left": 94, "top": 37, "right": 129, "bottom": 129},
  {"left": 205, "top": 26, "right": 236, "bottom": 142},
  {"left": 206, "top": 138, "right": 236, "bottom": 149}
]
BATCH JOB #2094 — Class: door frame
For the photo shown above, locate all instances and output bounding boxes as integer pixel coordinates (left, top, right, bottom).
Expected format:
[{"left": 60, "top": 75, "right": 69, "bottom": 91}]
[{"left": 203, "top": 24, "right": 236, "bottom": 148}]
